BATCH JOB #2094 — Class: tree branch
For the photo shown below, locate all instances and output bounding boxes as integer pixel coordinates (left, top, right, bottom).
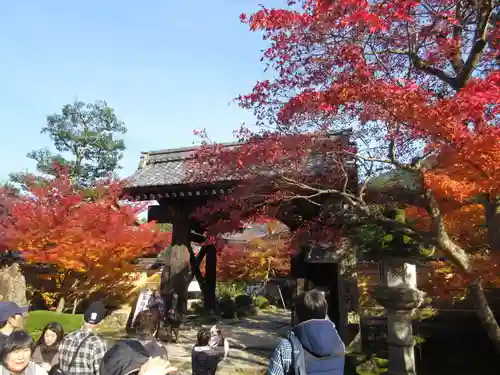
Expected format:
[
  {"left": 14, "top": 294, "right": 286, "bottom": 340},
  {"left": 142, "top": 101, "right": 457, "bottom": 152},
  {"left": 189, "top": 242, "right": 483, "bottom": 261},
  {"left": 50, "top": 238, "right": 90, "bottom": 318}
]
[
  {"left": 456, "top": 4, "right": 494, "bottom": 88},
  {"left": 423, "top": 186, "right": 471, "bottom": 272},
  {"left": 410, "top": 53, "right": 461, "bottom": 90},
  {"left": 279, "top": 176, "right": 431, "bottom": 244},
  {"left": 451, "top": 1, "right": 465, "bottom": 73}
]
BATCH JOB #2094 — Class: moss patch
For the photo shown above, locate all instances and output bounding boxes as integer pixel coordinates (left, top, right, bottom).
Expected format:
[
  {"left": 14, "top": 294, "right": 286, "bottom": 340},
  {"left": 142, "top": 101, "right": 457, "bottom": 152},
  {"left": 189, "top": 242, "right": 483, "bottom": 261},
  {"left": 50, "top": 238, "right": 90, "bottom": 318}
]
[{"left": 25, "top": 311, "right": 83, "bottom": 340}]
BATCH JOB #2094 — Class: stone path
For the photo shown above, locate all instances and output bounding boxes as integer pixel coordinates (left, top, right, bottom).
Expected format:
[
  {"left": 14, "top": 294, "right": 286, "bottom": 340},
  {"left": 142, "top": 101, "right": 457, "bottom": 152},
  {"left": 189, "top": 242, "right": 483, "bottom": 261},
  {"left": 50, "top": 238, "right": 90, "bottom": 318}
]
[
  {"left": 102, "top": 309, "right": 291, "bottom": 375},
  {"left": 168, "top": 309, "right": 291, "bottom": 374}
]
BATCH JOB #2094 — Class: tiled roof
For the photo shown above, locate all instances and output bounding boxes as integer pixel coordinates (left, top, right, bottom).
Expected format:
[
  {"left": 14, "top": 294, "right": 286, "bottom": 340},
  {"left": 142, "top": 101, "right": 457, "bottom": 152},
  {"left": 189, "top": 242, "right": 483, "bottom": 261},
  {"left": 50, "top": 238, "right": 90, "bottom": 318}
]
[
  {"left": 125, "top": 130, "right": 353, "bottom": 195},
  {"left": 126, "top": 142, "right": 240, "bottom": 189}
]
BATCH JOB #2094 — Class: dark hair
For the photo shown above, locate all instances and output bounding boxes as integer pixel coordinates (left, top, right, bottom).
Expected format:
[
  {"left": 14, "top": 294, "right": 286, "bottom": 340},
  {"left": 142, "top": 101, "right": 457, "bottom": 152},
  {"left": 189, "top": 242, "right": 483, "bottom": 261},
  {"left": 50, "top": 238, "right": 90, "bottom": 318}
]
[
  {"left": 134, "top": 310, "right": 160, "bottom": 337},
  {"left": 0, "top": 330, "right": 35, "bottom": 361},
  {"left": 294, "top": 289, "right": 328, "bottom": 323},
  {"left": 195, "top": 328, "right": 210, "bottom": 347},
  {"left": 36, "top": 322, "right": 64, "bottom": 352}
]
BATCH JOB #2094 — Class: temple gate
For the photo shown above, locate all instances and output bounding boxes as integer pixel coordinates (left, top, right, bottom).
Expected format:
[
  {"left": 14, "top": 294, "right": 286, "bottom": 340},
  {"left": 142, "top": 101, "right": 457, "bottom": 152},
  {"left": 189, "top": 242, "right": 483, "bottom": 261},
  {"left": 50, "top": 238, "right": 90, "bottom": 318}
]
[{"left": 124, "top": 131, "right": 359, "bottom": 343}]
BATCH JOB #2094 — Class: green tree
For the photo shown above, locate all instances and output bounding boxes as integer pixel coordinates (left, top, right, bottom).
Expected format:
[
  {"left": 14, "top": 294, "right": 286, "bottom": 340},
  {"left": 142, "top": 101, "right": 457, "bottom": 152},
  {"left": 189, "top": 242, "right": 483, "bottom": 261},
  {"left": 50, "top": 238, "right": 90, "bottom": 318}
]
[{"left": 11, "top": 100, "right": 126, "bottom": 186}]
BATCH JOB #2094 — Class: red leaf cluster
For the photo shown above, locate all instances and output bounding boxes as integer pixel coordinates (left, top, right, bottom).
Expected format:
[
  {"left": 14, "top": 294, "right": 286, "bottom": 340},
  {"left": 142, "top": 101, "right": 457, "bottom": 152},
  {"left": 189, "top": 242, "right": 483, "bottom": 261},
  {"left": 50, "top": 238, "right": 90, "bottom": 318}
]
[
  {"left": 0, "top": 187, "right": 16, "bottom": 252},
  {"left": 189, "top": 0, "right": 498, "bottom": 289},
  {"left": 235, "top": 0, "right": 499, "bottom": 203},
  {"left": 216, "top": 226, "right": 292, "bottom": 282},
  {"left": 0, "top": 169, "right": 168, "bottom": 273},
  {"left": 188, "top": 133, "right": 353, "bottom": 237}
]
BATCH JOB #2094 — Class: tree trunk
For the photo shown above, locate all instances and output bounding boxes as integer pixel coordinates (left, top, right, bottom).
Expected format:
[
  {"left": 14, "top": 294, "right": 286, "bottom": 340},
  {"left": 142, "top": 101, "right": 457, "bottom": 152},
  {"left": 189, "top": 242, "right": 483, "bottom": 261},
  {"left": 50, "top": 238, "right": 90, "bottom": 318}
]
[
  {"left": 72, "top": 298, "right": 80, "bottom": 314},
  {"left": 56, "top": 296, "right": 65, "bottom": 313},
  {"left": 166, "top": 211, "right": 193, "bottom": 314},
  {"left": 423, "top": 187, "right": 500, "bottom": 352},
  {"left": 468, "top": 279, "right": 500, "bottom": 353},
  {"left": 484, "top": 197, "right": 500, "bottom": 252}
]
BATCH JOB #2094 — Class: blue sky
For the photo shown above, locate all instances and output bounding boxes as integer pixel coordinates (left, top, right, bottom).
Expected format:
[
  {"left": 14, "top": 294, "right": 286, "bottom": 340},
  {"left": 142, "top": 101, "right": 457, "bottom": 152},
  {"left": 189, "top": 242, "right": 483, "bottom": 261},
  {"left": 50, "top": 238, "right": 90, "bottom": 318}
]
[{"left": 0, "top": 0, "right": 280, "bottom": 182}]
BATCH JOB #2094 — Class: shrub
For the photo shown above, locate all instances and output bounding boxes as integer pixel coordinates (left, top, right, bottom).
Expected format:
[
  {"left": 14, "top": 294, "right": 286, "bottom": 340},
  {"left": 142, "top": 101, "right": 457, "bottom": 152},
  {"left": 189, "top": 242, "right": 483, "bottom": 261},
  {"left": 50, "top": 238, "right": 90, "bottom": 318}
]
[
  {"left": 234, "top": 294, "right": 253, "bottom": 308},
  {"left": 25, "top": 311, "right": 83, "bottom": 340},
  {"left": 218, "top": 296, "right": 237, "bottom": 318},
  {"left": 234, "top": 295, "right": 257, "bottom": 318},
  {"left": 236, "top": 306, "right": 258, "bottom": 318},
  {"left": 216, "top": 282, "right": 247, "bottom": 300},
  {"left": 191, "top": 301, "right": 204, "bottom": 314},
  {"left": 253, "top": 296, "right": 269, "bottom": 309}
]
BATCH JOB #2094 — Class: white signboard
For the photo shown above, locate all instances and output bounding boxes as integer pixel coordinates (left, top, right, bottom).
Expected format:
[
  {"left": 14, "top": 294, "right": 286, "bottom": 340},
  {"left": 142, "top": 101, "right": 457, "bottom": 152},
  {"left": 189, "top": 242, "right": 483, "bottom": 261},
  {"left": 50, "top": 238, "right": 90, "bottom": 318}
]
[{"left": 132, "top": 288, "right": 152, "bottom": 325}]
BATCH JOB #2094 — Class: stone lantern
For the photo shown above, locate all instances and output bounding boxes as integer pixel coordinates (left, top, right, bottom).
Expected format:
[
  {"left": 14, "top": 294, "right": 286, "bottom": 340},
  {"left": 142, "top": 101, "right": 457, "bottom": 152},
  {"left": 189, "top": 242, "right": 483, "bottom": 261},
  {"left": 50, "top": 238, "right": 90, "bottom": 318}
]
[{"left": 373, "top": 259, "right": 425, "bottom": 375}]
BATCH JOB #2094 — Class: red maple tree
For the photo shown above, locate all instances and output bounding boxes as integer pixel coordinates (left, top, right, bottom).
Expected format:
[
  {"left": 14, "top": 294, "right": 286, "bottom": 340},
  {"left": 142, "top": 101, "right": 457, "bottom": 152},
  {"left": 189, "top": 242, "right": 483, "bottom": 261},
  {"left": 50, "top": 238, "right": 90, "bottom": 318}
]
[
  {"left": 189, "top": 0, "right": 500, "bottom": 350},
  {"left": 0, "top": 169, "right": 168, "bottom": 311},
  {"left": 0, "top": 186, "right": 17, "bottom": 253},
  {"left": 215, "top": 224, "right": 291, "bottom": 282}
]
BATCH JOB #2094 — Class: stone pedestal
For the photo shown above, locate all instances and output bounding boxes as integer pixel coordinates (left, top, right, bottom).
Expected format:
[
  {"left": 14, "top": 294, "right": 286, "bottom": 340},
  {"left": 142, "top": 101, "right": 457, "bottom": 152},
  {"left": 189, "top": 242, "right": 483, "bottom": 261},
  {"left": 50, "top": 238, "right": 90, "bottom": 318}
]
[{"left": 374, "top": 261, "right": 425, "bottom": 375}]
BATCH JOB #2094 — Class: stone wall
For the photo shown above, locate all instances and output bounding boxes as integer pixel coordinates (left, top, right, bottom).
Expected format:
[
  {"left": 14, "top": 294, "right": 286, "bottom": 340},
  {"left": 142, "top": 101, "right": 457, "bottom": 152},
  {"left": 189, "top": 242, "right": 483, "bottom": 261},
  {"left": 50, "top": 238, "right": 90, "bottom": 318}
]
[{"left": 0, "top": 263, "right": 28, "bottom": 306}]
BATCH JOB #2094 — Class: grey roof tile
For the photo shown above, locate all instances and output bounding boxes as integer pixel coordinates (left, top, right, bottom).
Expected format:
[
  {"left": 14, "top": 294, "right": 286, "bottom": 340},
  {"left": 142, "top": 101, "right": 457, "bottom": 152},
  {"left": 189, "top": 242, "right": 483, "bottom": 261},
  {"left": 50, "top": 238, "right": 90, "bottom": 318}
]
[
  {"left": 127, "top": 158, "right": 187, "bottom": 187},
  {"left": 126, "top": 130, "right": 353, "bottom": 190},
  {"left": 126, "top": 142, "right": 240, "bottom": 189}
]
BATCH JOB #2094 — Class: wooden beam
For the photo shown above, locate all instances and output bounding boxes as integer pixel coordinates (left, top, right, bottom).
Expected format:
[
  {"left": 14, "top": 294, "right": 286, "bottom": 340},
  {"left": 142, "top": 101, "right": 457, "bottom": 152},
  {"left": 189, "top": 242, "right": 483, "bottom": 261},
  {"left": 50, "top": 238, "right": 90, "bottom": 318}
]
[{"left": 148, "top": 205, "right": 174, "bottom": 223}]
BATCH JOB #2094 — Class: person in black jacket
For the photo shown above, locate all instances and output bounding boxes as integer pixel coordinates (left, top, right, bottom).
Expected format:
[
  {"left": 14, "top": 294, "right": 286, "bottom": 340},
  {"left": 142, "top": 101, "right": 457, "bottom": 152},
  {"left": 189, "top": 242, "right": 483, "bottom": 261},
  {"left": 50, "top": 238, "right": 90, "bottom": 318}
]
[
  {"left": 191, "top": 329, "right": 226, "bottom": 375},
  {"left": 99, "top": 340, "right": 176, "bottom": 375},
  {"left": 133, "top": 310, "right": 168, "bottom": 360}
]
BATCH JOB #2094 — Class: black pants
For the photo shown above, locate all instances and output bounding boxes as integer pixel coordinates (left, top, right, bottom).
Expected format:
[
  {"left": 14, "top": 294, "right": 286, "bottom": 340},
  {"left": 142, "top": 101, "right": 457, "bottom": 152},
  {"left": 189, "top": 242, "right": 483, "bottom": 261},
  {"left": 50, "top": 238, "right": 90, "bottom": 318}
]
[{"left": 166, "top": 317, "right": 181, "bottom": 343}]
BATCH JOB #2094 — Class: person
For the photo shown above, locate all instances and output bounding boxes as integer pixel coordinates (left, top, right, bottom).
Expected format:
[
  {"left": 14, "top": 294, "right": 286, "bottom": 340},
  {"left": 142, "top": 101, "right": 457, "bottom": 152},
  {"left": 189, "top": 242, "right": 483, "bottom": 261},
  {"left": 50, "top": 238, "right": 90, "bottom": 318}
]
[
  {"left": 32, "top": 323, "right": 64, "bottom": 372},
  {"left": 0, "top": 302, "right": 28, "bottom": 350},
  {"left": 144, "top": 291, "right": 164, "bottom": 341},
  {"left": 208, "top": 326, "right": 229, "bottom": 359},
  {"left": 133, "top": 310, "right": 168, "bottom": 360},
  {"left": 58, "top": 301, "right": 107, "bottom": 375},
  {"left": 164, "top": 291, "right": 181, "bottom": 344},
  {"left": 0, "top": 330, "right": 47, "bottom": 375},
  {"left": 191, "top": 328, "right": 226, "bottom": 375},
  {"left": 267, "top": 289, "right": 345, "bottom": 375},
  {"left": 99, "top": 340, "right": 176, "bottom": 375},
  {"left": 146, "top": 291, "right": 164, "bottom": 320}
]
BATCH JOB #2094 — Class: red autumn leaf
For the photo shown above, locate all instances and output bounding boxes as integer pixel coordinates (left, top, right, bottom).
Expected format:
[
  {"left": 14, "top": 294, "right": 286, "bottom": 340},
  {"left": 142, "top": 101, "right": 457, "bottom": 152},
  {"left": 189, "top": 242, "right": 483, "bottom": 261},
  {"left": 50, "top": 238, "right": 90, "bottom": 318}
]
[{"left": 0, "top": 167, "right": 169, "bottom": 301}]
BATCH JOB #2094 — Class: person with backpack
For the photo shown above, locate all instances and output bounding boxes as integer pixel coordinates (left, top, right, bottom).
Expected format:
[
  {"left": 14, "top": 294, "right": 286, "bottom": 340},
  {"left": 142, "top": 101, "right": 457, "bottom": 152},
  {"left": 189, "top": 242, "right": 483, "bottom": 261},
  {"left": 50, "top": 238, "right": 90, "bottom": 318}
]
[
  {"left": 267, "top": 289, "right": 345, "bottom": 375},
  {"left": 56, "top": 302, "right": 107, "bottom": 375}
]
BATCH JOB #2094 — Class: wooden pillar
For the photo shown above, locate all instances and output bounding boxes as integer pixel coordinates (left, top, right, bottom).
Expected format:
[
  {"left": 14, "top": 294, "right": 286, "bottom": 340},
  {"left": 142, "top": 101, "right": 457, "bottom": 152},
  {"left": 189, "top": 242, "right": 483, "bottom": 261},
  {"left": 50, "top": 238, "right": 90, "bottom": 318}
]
[
  {"left": 204, "top": 244, "right": 217, "bottom": 312},
  {"left": 337, "top": 241, "right": 360, "bottom": 344},
  {"left": 161, "top": 207, "right": 191, "bottom": 314},
  {"left": 327, "top": 263, "right": 341, "bottom": 330},
  {"left": 292, "top": 278, "right": 306, "bottom": 326}
]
